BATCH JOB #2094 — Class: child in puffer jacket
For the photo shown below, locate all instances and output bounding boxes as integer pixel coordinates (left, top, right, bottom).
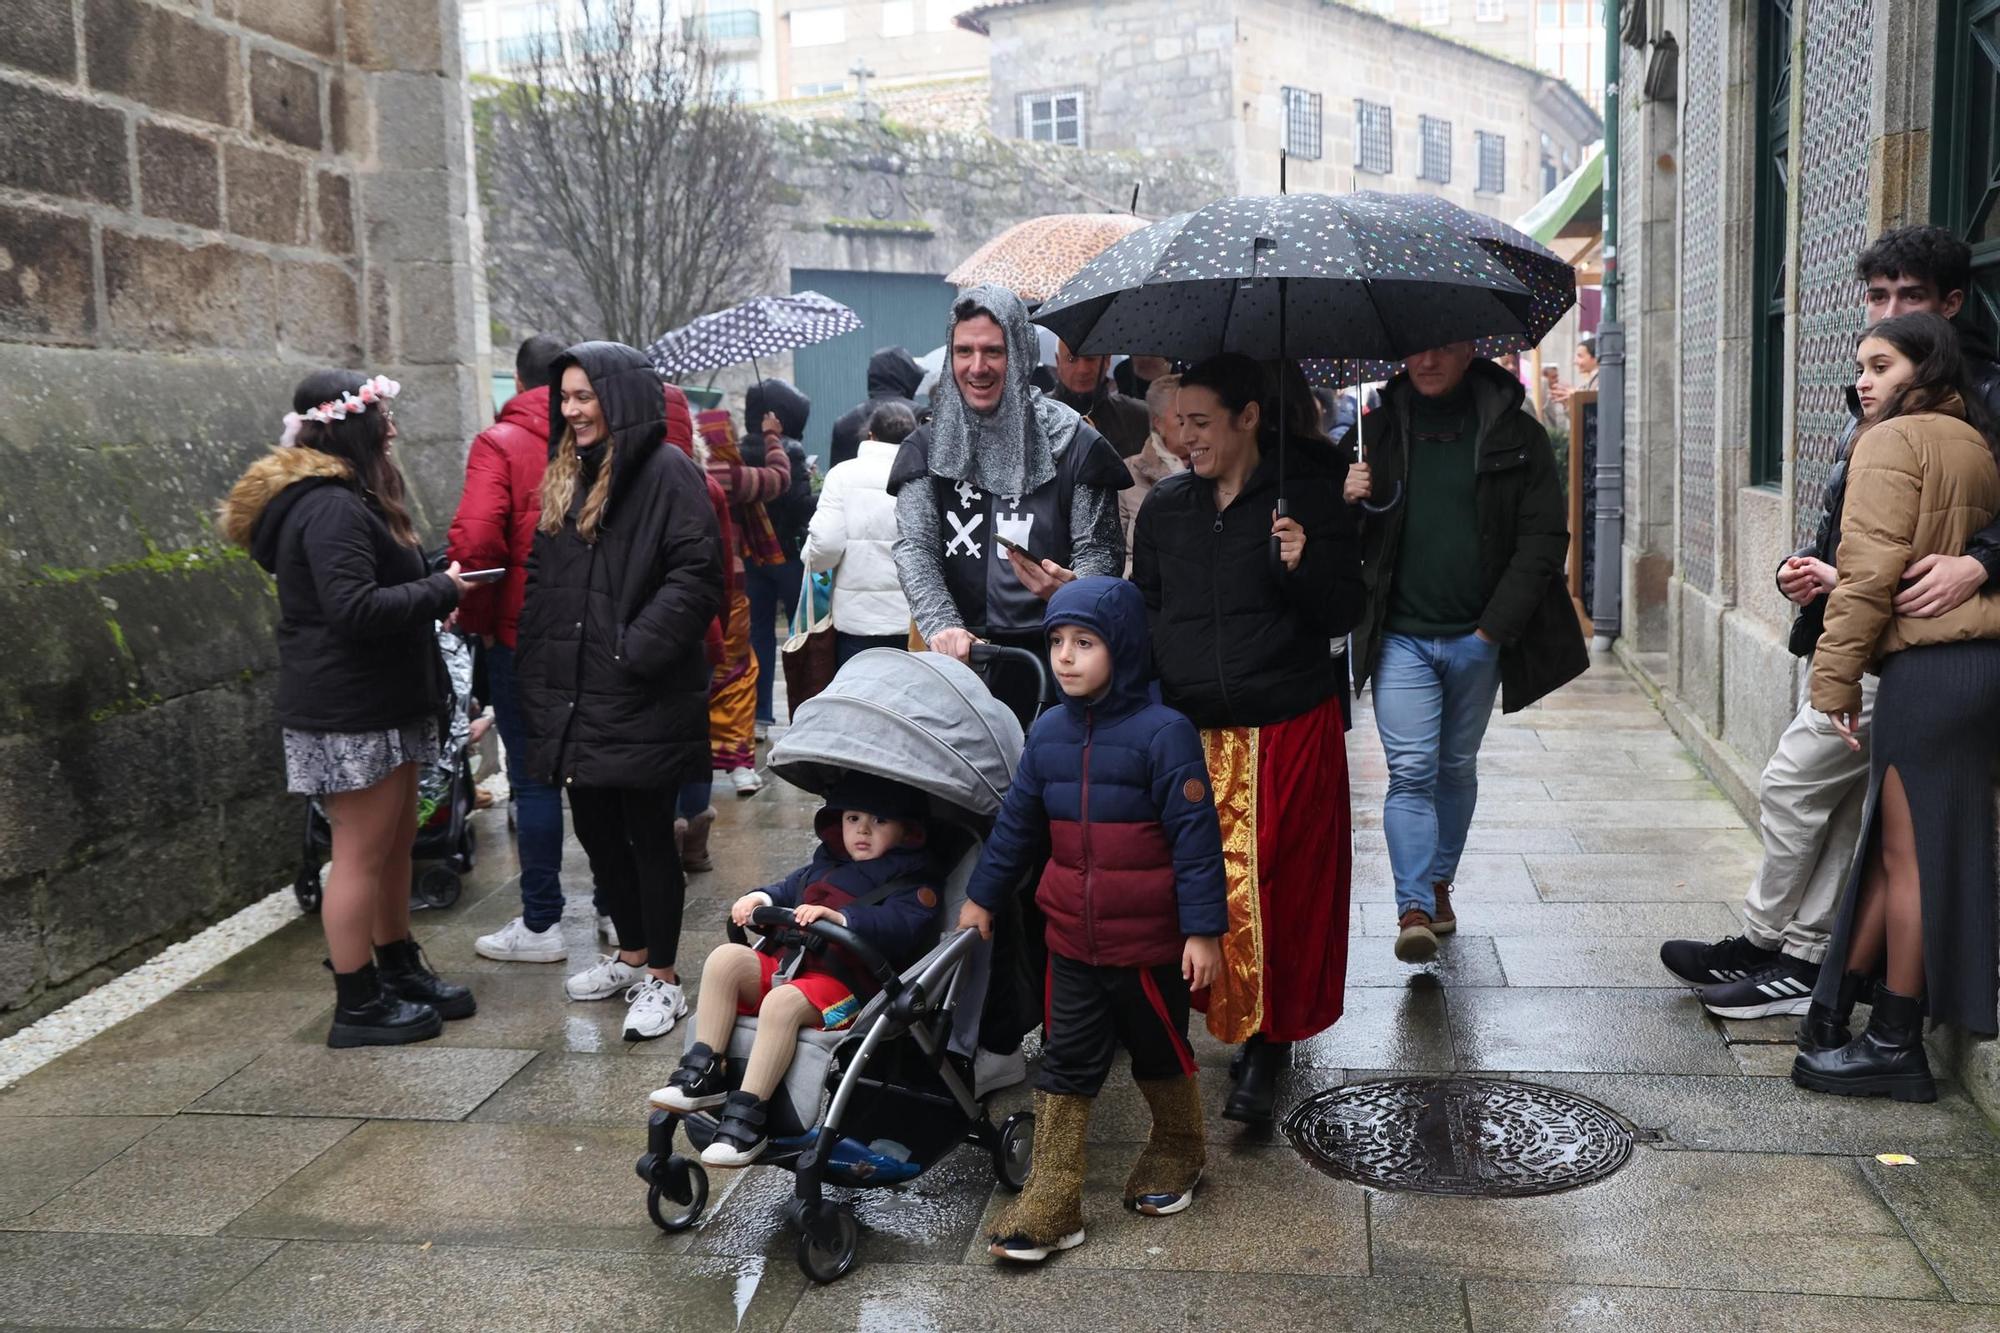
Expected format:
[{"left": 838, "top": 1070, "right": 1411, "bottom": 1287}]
[
  {"left": 959, "top": 575, "right": 1226, "bottom": 1263},
  {"left": 650, "top": 774, "right": 941, "bottom": 1167}
]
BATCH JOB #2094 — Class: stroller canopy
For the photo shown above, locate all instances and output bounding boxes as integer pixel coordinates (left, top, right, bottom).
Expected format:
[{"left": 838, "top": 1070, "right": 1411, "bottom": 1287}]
[{"left": 768, "top": 650, "right": 1024, "bottom": 819}]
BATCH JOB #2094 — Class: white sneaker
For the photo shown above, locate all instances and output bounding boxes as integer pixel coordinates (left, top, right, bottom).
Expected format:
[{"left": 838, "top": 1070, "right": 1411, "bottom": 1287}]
[
  {"left": 754, "top": 721, "right": 770, "bottom": 742},
  {"left": 565, "top": 954, "right": 645, "bottom": 1001},
  {"left": 730, "top": 766, "right": 763, "bottom": 797},
  {"left": 973, "top": 1046, "right": 1028, "bottom": 1099},
  {"left": 597, "top": 914, "right": 621, "bottom": 949},
  {"left": 474, "top": 916, "right": 568, "bottom": 963},
  {"left": 623, "top": 977, "right": 688, "bottom": 1041}
]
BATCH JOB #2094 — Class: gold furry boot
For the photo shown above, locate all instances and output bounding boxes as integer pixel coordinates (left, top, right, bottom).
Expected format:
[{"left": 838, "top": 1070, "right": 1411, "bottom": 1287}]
[
  {"left": 1124, "top": 1076, "right": 1206, "bottom": 1215},
  {"left": 988, "top": 1090, "right": 1091, "bottom": 1262}
]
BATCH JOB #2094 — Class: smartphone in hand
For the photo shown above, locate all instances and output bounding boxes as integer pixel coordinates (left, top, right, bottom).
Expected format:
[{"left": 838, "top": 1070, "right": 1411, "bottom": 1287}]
[
  {"left": 995, "top": 534, "right": 1048, "bottom": 567},
  {"left": 460, "top": 567, "right": 507, "bottom": 585}
]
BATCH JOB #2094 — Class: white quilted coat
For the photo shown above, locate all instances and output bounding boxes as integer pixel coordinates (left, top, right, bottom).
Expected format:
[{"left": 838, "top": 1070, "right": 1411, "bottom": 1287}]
[{"left": 801, "top": 439, "right": 912, "bottom": 635}]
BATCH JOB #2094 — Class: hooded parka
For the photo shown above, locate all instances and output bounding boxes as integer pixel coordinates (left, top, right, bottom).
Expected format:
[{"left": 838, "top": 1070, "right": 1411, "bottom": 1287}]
[
  {"left": 1344, "top": 358, "right": 1588, "bottom": 714},
  {"left": 829, "top": 347, "right": 925, "bottom": 467},
  {"left": 221, "top": 445, "right": 458, "bottom": 733},
  {"left": 515, "top": 342, "right": 724, "bottom": 790},
  {"left": 743, "top": 378, "right": 815, "bottom": 561}
]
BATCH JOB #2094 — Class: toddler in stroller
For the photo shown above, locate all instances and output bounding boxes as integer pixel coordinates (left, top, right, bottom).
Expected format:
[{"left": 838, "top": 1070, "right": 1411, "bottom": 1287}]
[
  {"left": 632, "top": 645, "right": 1042, "bottom": 1284},
  {"left": 650, "top": 773, "right": 944, "bottom": 1167}
]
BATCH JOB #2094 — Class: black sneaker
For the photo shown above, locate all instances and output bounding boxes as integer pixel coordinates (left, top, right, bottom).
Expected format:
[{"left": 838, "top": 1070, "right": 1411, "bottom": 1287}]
[
  {"left": 1697, "top": 953, "right": 1821, "bottom": 1019},
  {"left": 1659, "top": 934, "right": 1780, "bottom": 986},
  {"left": 648, "top": 1042, "right": 728, "bottom": 1113},
  {"left": 699, "top": 1090, "right": 769, "bottom": 1167}
]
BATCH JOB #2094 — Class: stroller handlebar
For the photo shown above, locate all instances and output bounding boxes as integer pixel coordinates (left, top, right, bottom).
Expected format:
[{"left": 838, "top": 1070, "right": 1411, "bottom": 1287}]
[{"left": 746, "top": 905, "right": 901, "bottom": 990}]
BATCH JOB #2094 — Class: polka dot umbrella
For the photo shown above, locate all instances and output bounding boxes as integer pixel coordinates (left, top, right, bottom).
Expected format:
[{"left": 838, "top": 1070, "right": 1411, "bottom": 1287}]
[
  {"left": 1032, "top": 189, "right": 1576, "bottom": 516},
  {"left": 646, "top": 291, "right": 863, "bottom": 378}
]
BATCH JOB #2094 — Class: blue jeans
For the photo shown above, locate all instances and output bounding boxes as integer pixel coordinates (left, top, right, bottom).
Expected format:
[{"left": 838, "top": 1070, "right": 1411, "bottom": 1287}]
[
  {"left": 1372, "top": 631, "right": 1503, "bottom": 917},
  {"left": 836, "top": 632, "right": 906, "bottom": 666},
  {"left": 486, "top": 642, "right": 566, "bottom": 931},
  {"left": 676, "top": 780, "right": 712, "bottom": 819},
  {"left": 745, "top": 559, "right": 804, "bottom": 725}
]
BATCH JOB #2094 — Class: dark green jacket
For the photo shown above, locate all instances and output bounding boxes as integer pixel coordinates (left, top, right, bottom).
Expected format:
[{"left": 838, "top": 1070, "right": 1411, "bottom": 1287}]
[{"left": 1342, "top": 359, "right": 1587, "bottom": 713}]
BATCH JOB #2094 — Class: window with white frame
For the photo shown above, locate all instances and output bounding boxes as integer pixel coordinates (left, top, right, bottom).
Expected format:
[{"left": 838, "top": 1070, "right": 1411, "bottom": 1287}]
[
  {"left": 881, "top": 0, "right": 915, "bottom": 37},
  {"left": 1281, "top": 87, "right": 1323, "bottom": 161},
  {"left": 1019, "top": 90, "right": 1085, "bottom": 146},
  {"left": 1475, "top": 130, "right": 1507, "bottom": 193},
  {"left": 1419, "top": 115, "right": 1452, "bottom": 182},
  {"left": 1354, "top": 100, "right": 1392, "bottom": 174},
  {"left": 790, "top": 6, "right": 846, "bottom": 47},
  {"left": 1420, "top": 0, "right": 1450, "bottom": 23},
  {"left": 1476, "top": 0, "right": 1506, "bottom": 18}
]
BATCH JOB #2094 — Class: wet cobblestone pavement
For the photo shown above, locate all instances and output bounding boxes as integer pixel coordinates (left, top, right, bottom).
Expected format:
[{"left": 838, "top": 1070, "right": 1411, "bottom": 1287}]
[{"left": 4, "top": 659, "right": 1999, "bottom": 1331}]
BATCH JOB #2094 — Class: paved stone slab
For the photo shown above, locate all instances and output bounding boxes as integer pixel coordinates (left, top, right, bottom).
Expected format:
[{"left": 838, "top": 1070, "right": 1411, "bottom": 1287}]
[
  {"left": 224, "top": 1121, "right": 684, "bottom": 1253},
  {"left": 1536, "top": 777, "right": 1723, "bottom": 803},
  {"left": 468, "top": 1051, "right": 677, "bottom": 1127},
  {"left": 781, "top": 1265, "right": 1468, "bottom": 1332},
  {"left": 290, "top": 973, "right": 633, "bottom": 1055},
  {"left": 1465, "top": 1278, "right": 2000, "bottom": 1332},
  {"left": 1570, "top": 826, "right": 1764, "bottom": 856},
  {"left": 0, "top": 1231, "right": 282, "bottom": 1329},
  {"left": 1354, "top": 825, "right": 1584, "bottom": 855},
  {"left": 1351, "top": 853, "right": 1542, "bottom": 903},
  {"left": 184, "top": 915, "right": 350, "bottom": 992},
  {"left": 692, "top": 1147, "right": 996, "bottom": 1267},
  {"left": 1525, "top": 852, "right": 1758, "bottom": 902},
  {"left": 1346, "top": 934, "right": 1508, "bottom": 988},
  {"left": 1365, "top": 799, "right": 1747, "bottom": 830},
  {"left": 189, "top": 1045, "right": 534, "bottom": 1121},
  {"left": 0, "top": 1115, "right": 158, "bottom": 1221},
  {"left": 24, "top": 1113, "right": 359, "bottom": 1235},
  {"left": 969, "top": 1141, "right": 1371, "bottom": 1275},
  {"left": 1730, "top": 1042, "right": 1801, "bottom": 1076},
  {"left": 0, "top": 990, "right": 329, "bottom": 1117},
  {"left": 1356, "top": 901, "right": 1742, "bottom": 938},
  {"left": 1294, "top": 986, "right": 1457, "bottom": 1072},
  {"left": 1864, "top": 1157, "right": 2000, "bottom": 1302},
  {"left": 1353, "top": 777, "right": 1554, "bottom": 804},
  {"left": 1371, "top": 1148, "right": 1943, "bottom": 1298},
  {"left": 1535, "top": 728, "right": 1694, "bottom": 752},
  {"left": 187, "top": 1240, "right": 803, "bottom": 1332},
  {"left": 1532, "top": 1072, "right": 2000, "bottom": 1158},
  {"left": 1494, "top": 937, "right": 1708, "bottom": 987},
  {"left": 1449, "top": 988, "right": 1738, "bottom": 1075}
]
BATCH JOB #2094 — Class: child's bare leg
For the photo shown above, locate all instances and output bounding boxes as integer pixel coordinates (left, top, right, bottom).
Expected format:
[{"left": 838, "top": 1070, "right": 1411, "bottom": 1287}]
[
  {"left": 693, "top": 944, "right": 763, "bottom": 1051},
  {"left": 740, "top": 985, "right": 820, "bottom": 1100}
]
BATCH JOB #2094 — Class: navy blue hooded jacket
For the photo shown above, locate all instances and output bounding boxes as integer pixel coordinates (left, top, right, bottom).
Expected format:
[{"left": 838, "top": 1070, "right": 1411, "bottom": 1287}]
[{"left": 966, "top": 576, "right": 1228, "bottom": 967}]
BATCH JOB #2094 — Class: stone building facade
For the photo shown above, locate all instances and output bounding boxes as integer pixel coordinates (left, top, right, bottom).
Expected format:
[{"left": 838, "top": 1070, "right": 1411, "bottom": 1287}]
[
  {"left": 963, "top": 0, "right": 1600, "bottom": 219},
  {"left": 1611, "top": 0, "right": 2000, "bottom": 1107},
  {"left": 0, "top": 0, "right": 485, "bottom": 1035}
]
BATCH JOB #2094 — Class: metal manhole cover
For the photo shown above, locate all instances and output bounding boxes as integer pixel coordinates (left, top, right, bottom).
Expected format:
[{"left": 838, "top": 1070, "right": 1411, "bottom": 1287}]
[{"left": 1283, "top": 1077, "right": 1633, "bottom": 1198}]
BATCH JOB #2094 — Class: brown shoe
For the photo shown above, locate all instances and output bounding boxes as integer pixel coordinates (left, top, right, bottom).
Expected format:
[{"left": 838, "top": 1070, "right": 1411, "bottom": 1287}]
[
  {"left": 1431, "top": 882, "right": 1456, "bottom": 935},
  {"left": 681, "top": 807, "right": 716, "bottom": 873},
  {"left": 1395, "top": 909, "right": 1438, "bottom": 963}
]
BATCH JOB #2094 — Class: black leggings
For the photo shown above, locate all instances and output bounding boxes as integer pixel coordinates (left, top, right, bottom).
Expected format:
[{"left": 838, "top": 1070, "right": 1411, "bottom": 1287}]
[{"left": 568, "top": 785, "right": 687, "bottom": 970}]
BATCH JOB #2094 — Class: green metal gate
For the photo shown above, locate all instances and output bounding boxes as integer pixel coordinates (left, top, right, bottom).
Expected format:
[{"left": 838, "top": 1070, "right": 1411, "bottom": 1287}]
[{"left": 789, "top": 268, "right": 956, "bottom": 462}]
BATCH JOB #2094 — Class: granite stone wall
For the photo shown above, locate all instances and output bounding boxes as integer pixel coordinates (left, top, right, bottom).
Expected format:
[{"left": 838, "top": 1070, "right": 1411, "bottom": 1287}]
[{"left": 0, "top": 0, "right": 485, "bottom": 1035}]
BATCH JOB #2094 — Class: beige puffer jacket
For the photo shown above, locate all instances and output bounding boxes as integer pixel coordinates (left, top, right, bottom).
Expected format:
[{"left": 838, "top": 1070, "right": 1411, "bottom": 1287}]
[{"left": 1810, "top": 395, "right": 2000, "bottom": 715}]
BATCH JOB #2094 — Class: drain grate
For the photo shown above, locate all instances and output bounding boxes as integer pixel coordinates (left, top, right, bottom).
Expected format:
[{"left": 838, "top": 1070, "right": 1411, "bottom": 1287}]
[{"left": 1283, "top": 1077, "right": 1634, "bottom": 1198}]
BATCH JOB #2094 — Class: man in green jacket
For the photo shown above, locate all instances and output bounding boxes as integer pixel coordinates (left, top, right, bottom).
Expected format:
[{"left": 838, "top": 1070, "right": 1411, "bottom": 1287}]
[{"left": 1341, "top": 344, "right": 1587, "bottom": 965}]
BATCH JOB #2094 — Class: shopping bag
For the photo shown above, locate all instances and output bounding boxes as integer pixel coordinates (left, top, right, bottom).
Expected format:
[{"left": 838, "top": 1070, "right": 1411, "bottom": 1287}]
[{"left": 781, "top": 574, "right": 837, "bottom": 719}]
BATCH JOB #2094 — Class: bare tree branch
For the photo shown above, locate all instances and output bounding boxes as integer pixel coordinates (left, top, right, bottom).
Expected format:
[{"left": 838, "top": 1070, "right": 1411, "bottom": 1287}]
[{"left": 481, "top": 0, "right": 779, "bottom": 348}]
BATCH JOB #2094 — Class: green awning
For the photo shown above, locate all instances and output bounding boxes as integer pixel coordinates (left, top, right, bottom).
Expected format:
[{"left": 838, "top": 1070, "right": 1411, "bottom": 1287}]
[{"left": 1517, "top": 141, "right": 1604, "bottom": 246}]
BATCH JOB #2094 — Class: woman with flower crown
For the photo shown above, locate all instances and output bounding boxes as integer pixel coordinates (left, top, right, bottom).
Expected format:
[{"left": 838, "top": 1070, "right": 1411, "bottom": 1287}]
[{"left": 220, "top": 369, "right": 480, "bottom": 1047}]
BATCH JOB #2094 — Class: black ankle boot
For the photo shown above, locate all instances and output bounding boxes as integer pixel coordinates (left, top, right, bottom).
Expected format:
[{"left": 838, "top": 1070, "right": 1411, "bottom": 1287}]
[
  {"left": 376, "top": 937, "right": 477, "bottom": 1020},
  {"left": 1222, "top": 1038, "right": 1290, "bottom": 1125},
  {"left": 329, "top": 961, "right": 444, "bottom": 1049},
  {"left": 1791, "top": 986, "right": 1935, "bottom": 1103},
  {"left": 1797, "top": 970, "right": 1866, "bottom": 1054}
]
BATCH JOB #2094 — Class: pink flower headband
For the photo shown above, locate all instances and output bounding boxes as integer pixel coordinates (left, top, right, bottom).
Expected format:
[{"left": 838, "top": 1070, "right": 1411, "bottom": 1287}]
[{"left": 280, "top": 375, "right": 402, "bottom": 446}]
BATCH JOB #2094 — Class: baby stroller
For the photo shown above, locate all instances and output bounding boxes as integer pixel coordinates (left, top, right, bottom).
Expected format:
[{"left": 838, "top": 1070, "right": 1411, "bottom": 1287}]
[
  {"left": 294, "top": 619, "right": 479, "bottom": 913},
  {"left": 635, "top": 645, "right": 1044, "bottom": 1283}
]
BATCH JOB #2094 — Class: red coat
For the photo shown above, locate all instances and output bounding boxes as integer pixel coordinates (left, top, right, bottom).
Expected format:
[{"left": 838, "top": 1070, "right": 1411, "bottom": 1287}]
[
  {"left": 665, "top": 384, "right": 735, "bottom": 665},
  {"left": 446, "top": 387, "right": 550, "bottom": 647}
]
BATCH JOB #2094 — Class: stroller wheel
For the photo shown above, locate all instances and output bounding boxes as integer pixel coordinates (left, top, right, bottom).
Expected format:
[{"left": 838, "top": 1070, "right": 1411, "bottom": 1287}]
[
  {"left": 293, "top": 866, "right": 322, "bottom": 914},
  {"left": 413, "top": 866, "right": 462, "bottom": 911},
  {"left": 645, "top": 1161, "right": 709, "bottom": 1232},
  {"left": 796, "top": 1202, "right": 859, "bottom": 1284},
  {"left": 993, "top": 1111, "right": 1034, "bottom": 1192}
]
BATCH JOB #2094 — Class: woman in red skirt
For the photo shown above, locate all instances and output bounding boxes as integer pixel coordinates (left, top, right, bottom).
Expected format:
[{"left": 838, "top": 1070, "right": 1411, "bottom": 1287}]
[{"left": 1130, "top": 354, "right": 1366, "bottom": 1124}]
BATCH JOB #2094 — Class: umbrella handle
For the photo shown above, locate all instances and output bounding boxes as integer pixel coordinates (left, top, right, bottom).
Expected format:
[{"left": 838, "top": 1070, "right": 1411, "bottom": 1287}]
[{"left": 1270, "top": 496, "right": 1290, "bottom": 580}]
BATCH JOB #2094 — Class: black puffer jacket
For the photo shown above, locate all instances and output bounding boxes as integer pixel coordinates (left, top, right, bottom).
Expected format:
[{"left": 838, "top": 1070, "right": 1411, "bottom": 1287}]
[
  {"left": 221, "top": 445, "right": 457, "bottom": 733},
  {"left": 829, "top": 347, "right": 924, "bottom": 466},
  {"left": 1131, "top": 435, "right": 1364, "bottom": 729},
  {"left": 744, "top": 378, "right": 815, "bottom": 561},
  {"left": 1344, "top": 360, "right": 1588, "bottom": 714},
  {"left": 516, "top": 342, "right": 724, "bottom": 790}
]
